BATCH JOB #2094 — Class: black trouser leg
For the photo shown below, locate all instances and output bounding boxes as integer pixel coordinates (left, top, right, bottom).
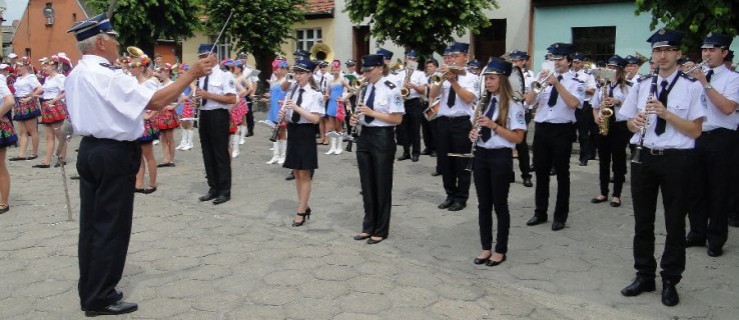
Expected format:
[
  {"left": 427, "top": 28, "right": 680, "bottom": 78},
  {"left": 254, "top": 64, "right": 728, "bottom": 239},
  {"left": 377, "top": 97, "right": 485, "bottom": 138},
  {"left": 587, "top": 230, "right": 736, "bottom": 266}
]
[
  {"left": 199, "top": 109, "right": 231, "bottom": 195},
  {"left": 611, "top": 122, "right": 629, "bottom": 197},
  {"left": 597, "top": 131, "right": 612, "bottom": 197},
  {"left": 357, "top": 127, "right": 396, "bottom": 238},
  {"left": 576, "top": 105, "right": 594, "bottom": 162},
  {"left": 421, "top": 116, "right": 436, "bottom": 153},
  {"left": 246, "top": 109, "right": 255, "bottom": 134},
  {"left": 77, "top": 138, "right": 140, "bottom": 310},
  {"left": 438, "top": 117, "right": 472, "bottom": 203},
  {"left": 516, "top": 111, "right": 532, "bottom": 179},
  {"left": 533, "top": 125, "right": 553, "bottom": 219},
  {"left": 405, "top": 99, "right": 423, "bottom": 156},
  {"left": 474, "top": 148, "right": 512, "bottom": 253},
  {"left": 533, "top": 123, "right": 572, "bottom": 221}
]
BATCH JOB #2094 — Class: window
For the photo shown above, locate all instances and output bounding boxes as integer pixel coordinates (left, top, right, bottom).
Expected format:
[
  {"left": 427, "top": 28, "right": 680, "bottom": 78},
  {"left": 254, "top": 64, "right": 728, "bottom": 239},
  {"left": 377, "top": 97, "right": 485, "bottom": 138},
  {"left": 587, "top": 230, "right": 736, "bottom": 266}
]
[
  {"left": 472, "top": 19, "right": 506, "bottom": 63},
  {"left": 210, "top": 36, "right": 231, "bottom": 62},
  {"left": 572, "top": 27, "right": 616, "bottom": 63},
  {"left": 296, "top": 28, "right": 322, "bottom": 51}
]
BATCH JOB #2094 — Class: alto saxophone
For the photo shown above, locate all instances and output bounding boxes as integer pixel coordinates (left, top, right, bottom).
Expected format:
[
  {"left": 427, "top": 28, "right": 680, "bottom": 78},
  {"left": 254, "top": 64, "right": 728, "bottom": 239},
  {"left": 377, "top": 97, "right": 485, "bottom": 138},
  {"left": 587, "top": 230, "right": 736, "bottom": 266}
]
[{"left": 598, "top": 81, "right": 614, "bottom": 136}]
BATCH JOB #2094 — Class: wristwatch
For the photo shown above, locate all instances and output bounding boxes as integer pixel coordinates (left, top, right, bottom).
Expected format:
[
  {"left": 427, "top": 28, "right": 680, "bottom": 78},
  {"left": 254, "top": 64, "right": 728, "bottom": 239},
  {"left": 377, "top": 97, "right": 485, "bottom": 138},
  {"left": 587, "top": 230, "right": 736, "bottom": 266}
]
[{"left": 703, "top": 83, "right": 714, "bottom": 90}]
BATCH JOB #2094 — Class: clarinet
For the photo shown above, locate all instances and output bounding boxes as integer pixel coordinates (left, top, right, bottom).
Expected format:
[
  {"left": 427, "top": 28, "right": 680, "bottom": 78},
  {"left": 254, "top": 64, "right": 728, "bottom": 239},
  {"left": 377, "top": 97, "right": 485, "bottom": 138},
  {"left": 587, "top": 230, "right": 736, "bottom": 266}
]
[
  {"left": 349, "top": 80, "right": 370, "bottom": 138},
  {"left": 464, "top": 90, "right": 491, "bottom": 171},
  {"left": 269, "top": 83, "right": 298, "bottom": 142},
  {"left": 631, "top": 67, "right": 658, "bottom": 164}
]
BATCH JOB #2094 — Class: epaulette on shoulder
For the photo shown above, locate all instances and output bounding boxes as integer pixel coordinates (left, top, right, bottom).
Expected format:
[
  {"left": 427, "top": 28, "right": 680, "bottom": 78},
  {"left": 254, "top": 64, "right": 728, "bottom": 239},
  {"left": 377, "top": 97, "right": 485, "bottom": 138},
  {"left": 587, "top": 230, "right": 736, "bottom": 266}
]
[
  {"left": 679, "top": 73, "right": 697, "bottom": 82},
  {"left": 636, "top": 76, "right": 650, "bottom": 84},
  {"left": 99, "top": 63, "right": 120, "bottom": 70},
  {"left": 625, "top": 81, "right": 633, "bottom": 87},
  {"left": 384, "top": 80, "right": 396, "bottom": 89},
  {"left": 571, "top": 77, "right": 584, "bottom": 84}
]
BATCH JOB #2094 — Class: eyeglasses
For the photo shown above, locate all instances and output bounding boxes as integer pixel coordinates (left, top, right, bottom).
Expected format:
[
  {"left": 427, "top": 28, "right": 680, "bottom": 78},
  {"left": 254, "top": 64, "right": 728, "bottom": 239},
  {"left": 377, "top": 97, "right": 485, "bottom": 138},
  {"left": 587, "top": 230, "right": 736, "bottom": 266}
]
[{"left": 651, "top": 47, "right": 679, "bottom": 53}]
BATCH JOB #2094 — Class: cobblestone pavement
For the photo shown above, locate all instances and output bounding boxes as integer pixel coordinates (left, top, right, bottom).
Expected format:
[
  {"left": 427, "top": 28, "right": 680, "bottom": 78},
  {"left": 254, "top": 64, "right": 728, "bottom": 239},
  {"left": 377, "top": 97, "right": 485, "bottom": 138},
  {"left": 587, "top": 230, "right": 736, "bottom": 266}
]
[{"left": 1, "top": 115, "right": 737, "bottom": 319}]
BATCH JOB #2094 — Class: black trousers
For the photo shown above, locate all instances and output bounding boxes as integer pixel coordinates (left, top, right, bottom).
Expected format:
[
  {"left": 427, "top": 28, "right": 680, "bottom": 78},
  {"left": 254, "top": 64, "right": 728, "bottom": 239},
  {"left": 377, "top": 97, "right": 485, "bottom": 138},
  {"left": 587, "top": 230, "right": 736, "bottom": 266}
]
[
  {"left": 77, "top": 137, "right": 140, "bottom": 310},
  {"left": 199, "top": 109, "right": 231, "bottom": 196},
  {"left": 397, "top": 98, "right": 423, "bottom": 155},
  {"left": 596, "top": 121, "right": 630, "bottom": 197},
  {"left": 575, "top": 103, "right": 597, "bottom": 161},
  {"left": 422, "top": 115, "right": 436, "bottom": 153},
  {"left": 436, "top": 116, "right": 473, "bottom": 203},
  {"left": 357, "top": 126, "right": 396, "bottom": 238},
  {"left": 533, "top": 122, "right": 574, "bottom": 222},
  {"left": 631, "top": 148, "right": 693, "bottom": 283},
  {"left": 732, "top": 127, "right": 739, "bottom": 223},
  {"left": 514, "top": 109, "right": 533, "bottom": 179},
  {"left": 245, "top": 97, "right": 255, "bottom": 134},
  {"left": 474, "top": 148, "right": 513, "bottom": 253},
  {"left": 688, "top": 128, "right": 736, "bottom": 248}
]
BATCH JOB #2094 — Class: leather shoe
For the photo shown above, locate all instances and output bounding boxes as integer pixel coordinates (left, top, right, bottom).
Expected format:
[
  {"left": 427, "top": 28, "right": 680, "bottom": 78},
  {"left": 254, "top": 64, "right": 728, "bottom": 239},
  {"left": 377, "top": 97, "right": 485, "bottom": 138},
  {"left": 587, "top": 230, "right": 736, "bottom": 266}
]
[
  {"left": 486, "top": 255, "right": 506, "bottom": 267},
  {"left": 438, "top": 199, "right": 454, "bottom": 209},
  {"left": 707, "top": 247, "right": 723, "bottom": 257},
  {"left": 728, "top": 216, "right": 739, "bottom": 227},
  {"left": 353, "top": 233, "right": 371, "bottom": 241},
  {"left": 367, "top": 237, "right": 384, "bottom": 244},
  {"left": 447, "top": 202, "right": 466, "bottom": 211},
  {"left": 579, "top": 160, "right": 587, "bottom": 166},
  {"left": 420, "top": 149, "right": 431, "bottom": 155},
  {"left": 198, "top": 191, "right": 218, "bottom": 202},
  {"left": 661, "top": 282, "right": 679, "bottom": 306},
  {"left": 685, "top": 236, "right": 706, "bottom": 247},
  {"left": 429, "top": 151, "right": 437, "bottom": 157},
  {"left": 591, "top": 197, "right": 607, "bottom": 204},
  {"left": 397, "top": 153, "right": 411, "bottom": 161},
  {"left": 551, "top": 221, "right": 565, "bottom": 231},
  {"left": 84, "top": 301, "right": 138, "bottom": 317},
  {"left": 212, "top": 195, "right": 230, "bottom": 205},
  {"left": 411, "top": 154, "right": 419, "bottom": 162},
  {"left": 526, "top": 216, "right": 547, "bottom": 226},
  {"left": 285, "top": 173, "right": 295, "bottom": 181},
  {"left": 473, "top": 256, "right": 490, "bottom": 265},
  {"left": 430, "top": 171, "right": 441, "bottom": 176},
  {"left": 621, "top": 277, "right": 655, "bottom": 296},
  {"left": 610, "top": 199, "right": 621, "bottom": 207},
  {"left": 522, "top": 177, "right": 533, "bottom": 188}
]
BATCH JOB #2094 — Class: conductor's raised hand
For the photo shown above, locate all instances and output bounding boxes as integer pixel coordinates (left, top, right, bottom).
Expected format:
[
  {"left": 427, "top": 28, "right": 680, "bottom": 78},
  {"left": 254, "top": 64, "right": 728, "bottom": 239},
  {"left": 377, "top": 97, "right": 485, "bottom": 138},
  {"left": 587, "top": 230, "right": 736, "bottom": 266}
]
[{"left": 188, "top": 54, "right": 217, "bottom": 79}]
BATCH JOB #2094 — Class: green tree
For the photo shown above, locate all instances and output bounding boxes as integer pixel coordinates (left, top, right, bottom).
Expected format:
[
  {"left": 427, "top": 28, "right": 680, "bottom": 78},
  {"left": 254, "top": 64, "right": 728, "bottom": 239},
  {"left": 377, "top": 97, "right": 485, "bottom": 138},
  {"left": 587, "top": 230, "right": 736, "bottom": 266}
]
[
  {"left": 87, "top": 0, "right": 201, "bottom": 56},
  {"left": 344, "top": 0, "right": 499, "bottom": 56},
  {"left": 202, "top": 0, "right": 306, "bottom": 76},
  {"left": 635, "top": 0, "right": 738, "bottom": 51}
]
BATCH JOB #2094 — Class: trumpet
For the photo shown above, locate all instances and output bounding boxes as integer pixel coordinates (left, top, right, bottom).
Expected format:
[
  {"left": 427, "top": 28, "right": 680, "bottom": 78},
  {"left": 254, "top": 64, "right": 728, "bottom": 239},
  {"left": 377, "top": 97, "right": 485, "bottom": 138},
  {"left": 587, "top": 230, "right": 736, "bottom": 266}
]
[
  {"left": 632, "top": 67, "right": 659, "bottom": 164},
  {"left": 530, "top": 60, "right": 556, "bottom": 93},
  {"left": 430, "top": 65, "right": 467, "bottom": 86},
  {"left": 286, "top": 73, "right": 295, "bottom": 82},
  {"left": 127, "top": 46, "right": 145, "bottom": 57},
  {"left": 684, "top": 60, "right": 708, "bottom": 78}
]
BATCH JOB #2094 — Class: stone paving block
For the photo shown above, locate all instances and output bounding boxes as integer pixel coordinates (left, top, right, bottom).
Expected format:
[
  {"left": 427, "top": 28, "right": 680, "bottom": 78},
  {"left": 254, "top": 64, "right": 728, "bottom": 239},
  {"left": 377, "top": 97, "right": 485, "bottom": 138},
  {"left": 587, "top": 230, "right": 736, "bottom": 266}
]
[
  {"left": 428, "top": 299, "right": 494, "bottom": 319},
  {"left": 332, "top": 313, "right": 381, "bottom": 320},
  {"left": 0, "top": 297, "right": 34, "bottom": 318},
  {"left": 380, "top": 307, "right": 451, "bottom": 320},
  {"left": 386, "top": 286, "right": 439, "bottom": 307},
  {"left": 284, "top": 298, "right": 342, "bottom": 319},
  {"left": 158, "top": 279, "right": 215, "bottom": 299},
  {"left": 354, "top": 261, "right": 402, "bottom": 276},
  {"left": 186, "top": 264, "right": 232, "bottom": 282},
  {"left": 170, "top": 310, "right": 220, "bottom": 320},
  {"left": 348, "top": 275, "right": 396, "bottom": 294},
  {"left": 263, "top": 269, "right": 312, "bottom": 286},
  {"left": 247, "top": 285, "right": 300, "bottom": 306},
  {"left": 432, "top": 283, "right": 485, "bottom": 301},
  {"left": 337, "top": 292, "right": 391, "bottom": 314},
  {"left": 393, "top": 271, "right": 443, "bottom": 288},
  {"left": 153, "top": 256, "right": 202, "bottom": 272},
  {"left": 312, "top": 265, "right": 359, "bottom": 281},
  {"left": 297, "top": 279, "right": 350, "bottom": 300},
  {"left": 131, "top": 297, "right": 191, "bottom": 319},
  {"left": 33, "top": 289, "right": 80, "bottom": 314}
]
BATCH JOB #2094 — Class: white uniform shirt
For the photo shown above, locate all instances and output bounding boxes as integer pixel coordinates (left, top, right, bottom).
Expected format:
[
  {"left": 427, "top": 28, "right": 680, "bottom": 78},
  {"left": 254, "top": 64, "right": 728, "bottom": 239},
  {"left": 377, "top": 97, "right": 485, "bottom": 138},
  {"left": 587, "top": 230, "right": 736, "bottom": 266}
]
[
  {"left": 360, "top": 77, "right": 405, "bottom": 127},
  {"left": 13, "top": 74, "right": 41, "bottom": 97},
  {"left": 619, "top": 70, "right": 706, "bottom": 149},
  {"left": 399, "top": 69, "right": 426, "bottom": 99},
  {"left": 198, "top": 67, "right": 237, "bottom": 111},
  {"left": 574, "top": 69, "right": 597, "bottom": 101},
  {"left": 66, "top": 55, "right": 154, "bottom": 141},
  {"left": 0, "top": 78, "right": 10, "bottom": 98},
  {"left": 591, "top": 82, "right": 631, "bottom": 122},
  {"left": 627, "top": 73, "right": 642, "bottom": 83},
  {"left": 41, "top": 74, "right": 66, "bottom": 100},
  {"left": 476, "top": 95, "right": 528, "bottom": 149},
  {"left": 438, "top": 69, "right": 480, "bottom": 118},
  {"left": 701, "top": 65, "right": 739, "bottom": 131},
  {"left": 313, "top": 71, "right": 333, "bottom": 94},
  {"left": 287, "top": 83, "right": 324, "bottom": 124},
  {"left": 532, "top": 72, "right": 585, "bottom": 123}
]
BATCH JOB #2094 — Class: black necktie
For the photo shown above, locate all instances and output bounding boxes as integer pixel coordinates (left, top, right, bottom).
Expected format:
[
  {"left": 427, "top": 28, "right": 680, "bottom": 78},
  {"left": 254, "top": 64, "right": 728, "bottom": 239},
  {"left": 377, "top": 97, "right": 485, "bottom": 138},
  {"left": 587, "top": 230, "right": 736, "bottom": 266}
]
[
  {"left": 364, "top": 85, "right": 375, "bottom": 124},
  {"left": 547, "top": 75, "right": 563, "bottom": 107},
  {"left": 201, "top": 75, "right": 209, "bottom": 106},
  {"left": 705, "top": 69, "right": 714, "bottom": 83},
  {"left": 292, "top": 89, "right": 304, "bottom": 123},
  {"left": 655, "top": 80, "right": 668, "bottom": 135},
  {"left": 447, "top": 86, "right": 456, "bottom": 107},
  {"left": 480, "top": 98, "right": 498, "bottom": 142}
]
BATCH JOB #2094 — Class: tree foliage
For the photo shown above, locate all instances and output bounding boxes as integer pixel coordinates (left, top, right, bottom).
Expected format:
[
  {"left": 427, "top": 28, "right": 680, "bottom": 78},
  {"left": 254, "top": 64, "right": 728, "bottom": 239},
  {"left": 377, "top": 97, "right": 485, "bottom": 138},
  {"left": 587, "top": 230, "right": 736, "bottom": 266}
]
[
  {"left": 635, "top": 0, "right": 738, "bottom": 51},
  {"left": 202, "top": 0, "right": 306, "bottom": 57},
  {"left": 87, "top": 0, "right": 201, "bottom": 55},
  {"left": 344, "top": 0, "right": 499, "bottom": 56}
]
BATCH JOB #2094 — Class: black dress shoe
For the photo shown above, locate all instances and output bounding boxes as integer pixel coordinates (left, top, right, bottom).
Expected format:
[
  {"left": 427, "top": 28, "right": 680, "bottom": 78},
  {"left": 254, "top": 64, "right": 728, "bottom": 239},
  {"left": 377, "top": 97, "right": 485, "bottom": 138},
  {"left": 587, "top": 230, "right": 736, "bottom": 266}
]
[
  {"left": 8, "top": 156, "right": 25, "bottom": 161},
  {"left": 486, "top": 255, "right": 506, "bottom": 267},
  {"left": 430, "top": 171, "right": 441, "bottom": 176},
  {"left": 447, "top": 202, "right": 466, "bottom": 211},
  {"left": 591, "top": 197, "right": 607, "bottom": 204},
  {"left": 411, "top": 154, "right": 419, "bottom": 162},
  {"left": 367, "top": 237, "right": 384, "bottom": 244},
  {"left": 522, "top": 177, "right": 533, "bottom": 188},
  {"left": 397, "top": 153, "right": 411, "bottom": 161},
  {"left": 473, "top": 256, "right": 490, "bottom": 265},
  {"left": 353, "top": 233, "right": 371, "bottom": 241},
  {"left": 438, "top": 199, "right": 454, "bottom": 209},
  {"left": 212, "top": 195, "right": 230, "bottom": 205},
  {"left": 420, "top": 149, "right": 431, "bottom": 155},
  {"left": 579, "top": 160, "right": 587, "bottom": 166},
  {"left": 610, "top": 200, "right": 621, "bottom": 207},
  {"left": 707, "top": 247, "right": 723, "bottom": 257},
  {"left": 551, "top": 221, "right": 565, "bottom": 231},
  {"left": 32, "top": 164, "right": 51, "bottom": 168},
  {"left": 84, "top": 301, "right": 138, "bottom": 317},
  {"left": 685, "top": 236, "right": 706, "bottom": 247},
  {"left": 621, "top": 277, "right": 655, "bottom": 296},
  {"left": 199, "top": 191, "right": 218, "bottom": 202},
  {"left": 429, "top": 151, "right": 437, "bottom": 157},
  {"left": 526, "top": 216, "right": 547, "bottom": 226},
  {"left": 661, "top": 282, "right": 679, "bottom": 306},
  {"left": 549, "top": 168, "right": 556, "bottom": 176},
  {"left": 729, "top": 216, "right": 739, "bottom": 228},
  {"left": 285, "top": 172, "right": 295, "bottom": 181}
]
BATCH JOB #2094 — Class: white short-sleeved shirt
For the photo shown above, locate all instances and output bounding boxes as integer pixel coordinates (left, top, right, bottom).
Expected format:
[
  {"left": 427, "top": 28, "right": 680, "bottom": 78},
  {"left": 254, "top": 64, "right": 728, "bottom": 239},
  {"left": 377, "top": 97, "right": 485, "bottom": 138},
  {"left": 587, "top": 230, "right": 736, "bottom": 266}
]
[
  {"left": 591, "top": 82, "right": 631, "bottom": 122},
  {"left": 313, "top": 72, "right": 333, "bottom": 94},
  {"left": 66, "top": 55, "right": 155, "bottom": 141},
  {"left": 701, "top": 65, "right": 739, "bottom": 131},
  {"left": 438, "top": 69, "right": 481, "bottom": 118},
  {"left": 287, "top": 83, "right": 325, "bottom": 124},
  {"left": 532, "top": 72, "right": 586, "bottom": 123},
  {"left": 360, "top": 77, "right": 405, "bottom": 127},
  {"left": 619, "top": 70, "right": 706, "bottom": 149},
  {"left": 574, "top": 69, "right": 597, "bottom": 101},
  {"left": 198, "top": 67, "right": 237, "bottom": 111},
  {"left": 41, "top": 74, "right": 66, "bottom": 100},
  {"left": 399, "top": 69, "right": 426, "bottom": 99},
  {"left": 13, "top": 74, "right": 41, "bottom": 97},
  {"left": 477, "top": 95, "right": 528, "bottom": 149}
]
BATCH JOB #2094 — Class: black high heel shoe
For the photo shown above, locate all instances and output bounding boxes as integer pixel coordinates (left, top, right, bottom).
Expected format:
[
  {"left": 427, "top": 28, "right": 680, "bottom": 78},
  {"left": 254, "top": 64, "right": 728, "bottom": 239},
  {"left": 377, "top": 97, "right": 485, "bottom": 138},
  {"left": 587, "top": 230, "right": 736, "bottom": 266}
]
[{"left": 292, "top": 207, "right": 311, "bottom": 227}]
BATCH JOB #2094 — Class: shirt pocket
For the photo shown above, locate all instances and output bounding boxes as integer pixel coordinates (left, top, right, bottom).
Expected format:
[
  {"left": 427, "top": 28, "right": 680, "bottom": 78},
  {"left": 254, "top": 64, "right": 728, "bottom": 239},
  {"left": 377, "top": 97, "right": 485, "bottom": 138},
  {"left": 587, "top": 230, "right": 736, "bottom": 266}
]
[{"left": 668, "top": 102, "right": 689, "bottom": 119}]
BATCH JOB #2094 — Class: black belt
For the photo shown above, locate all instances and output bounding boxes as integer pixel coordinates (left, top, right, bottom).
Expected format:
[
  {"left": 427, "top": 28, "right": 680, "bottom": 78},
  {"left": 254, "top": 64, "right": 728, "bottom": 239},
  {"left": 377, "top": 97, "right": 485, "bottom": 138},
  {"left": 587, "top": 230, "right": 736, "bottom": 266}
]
[
  {"left": 642, "top": 147, "right": 691, "bottom": 156},
  {"left": 475, "top": 147, "right": 512, "bottom": 154},
  {"left": 440, "top": 115, "right": 470, "bottom": 122},
  {"left": 82, "top": 136, "right": 137, "bottom": 145},
  {"left": 361, "top": 125, "right": 394, "bottom": 131},
  {"left": 702, "top": 128, "right": 735, "bottom": 135}
]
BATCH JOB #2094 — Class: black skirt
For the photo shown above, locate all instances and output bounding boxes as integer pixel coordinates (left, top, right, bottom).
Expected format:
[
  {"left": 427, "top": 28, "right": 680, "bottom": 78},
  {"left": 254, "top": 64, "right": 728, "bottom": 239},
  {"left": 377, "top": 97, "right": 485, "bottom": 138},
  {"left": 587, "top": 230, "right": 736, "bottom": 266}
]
[{"left": 283, "top": 123, "right": 318, "bottom": 170}]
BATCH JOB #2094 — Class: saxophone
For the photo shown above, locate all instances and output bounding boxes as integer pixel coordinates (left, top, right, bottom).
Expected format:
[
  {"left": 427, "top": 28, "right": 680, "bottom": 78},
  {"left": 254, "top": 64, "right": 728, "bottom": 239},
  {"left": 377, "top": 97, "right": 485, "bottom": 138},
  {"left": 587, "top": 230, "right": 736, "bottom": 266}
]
[{"left": 598, "top": 82, "right": 614, "bottom": 135}]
